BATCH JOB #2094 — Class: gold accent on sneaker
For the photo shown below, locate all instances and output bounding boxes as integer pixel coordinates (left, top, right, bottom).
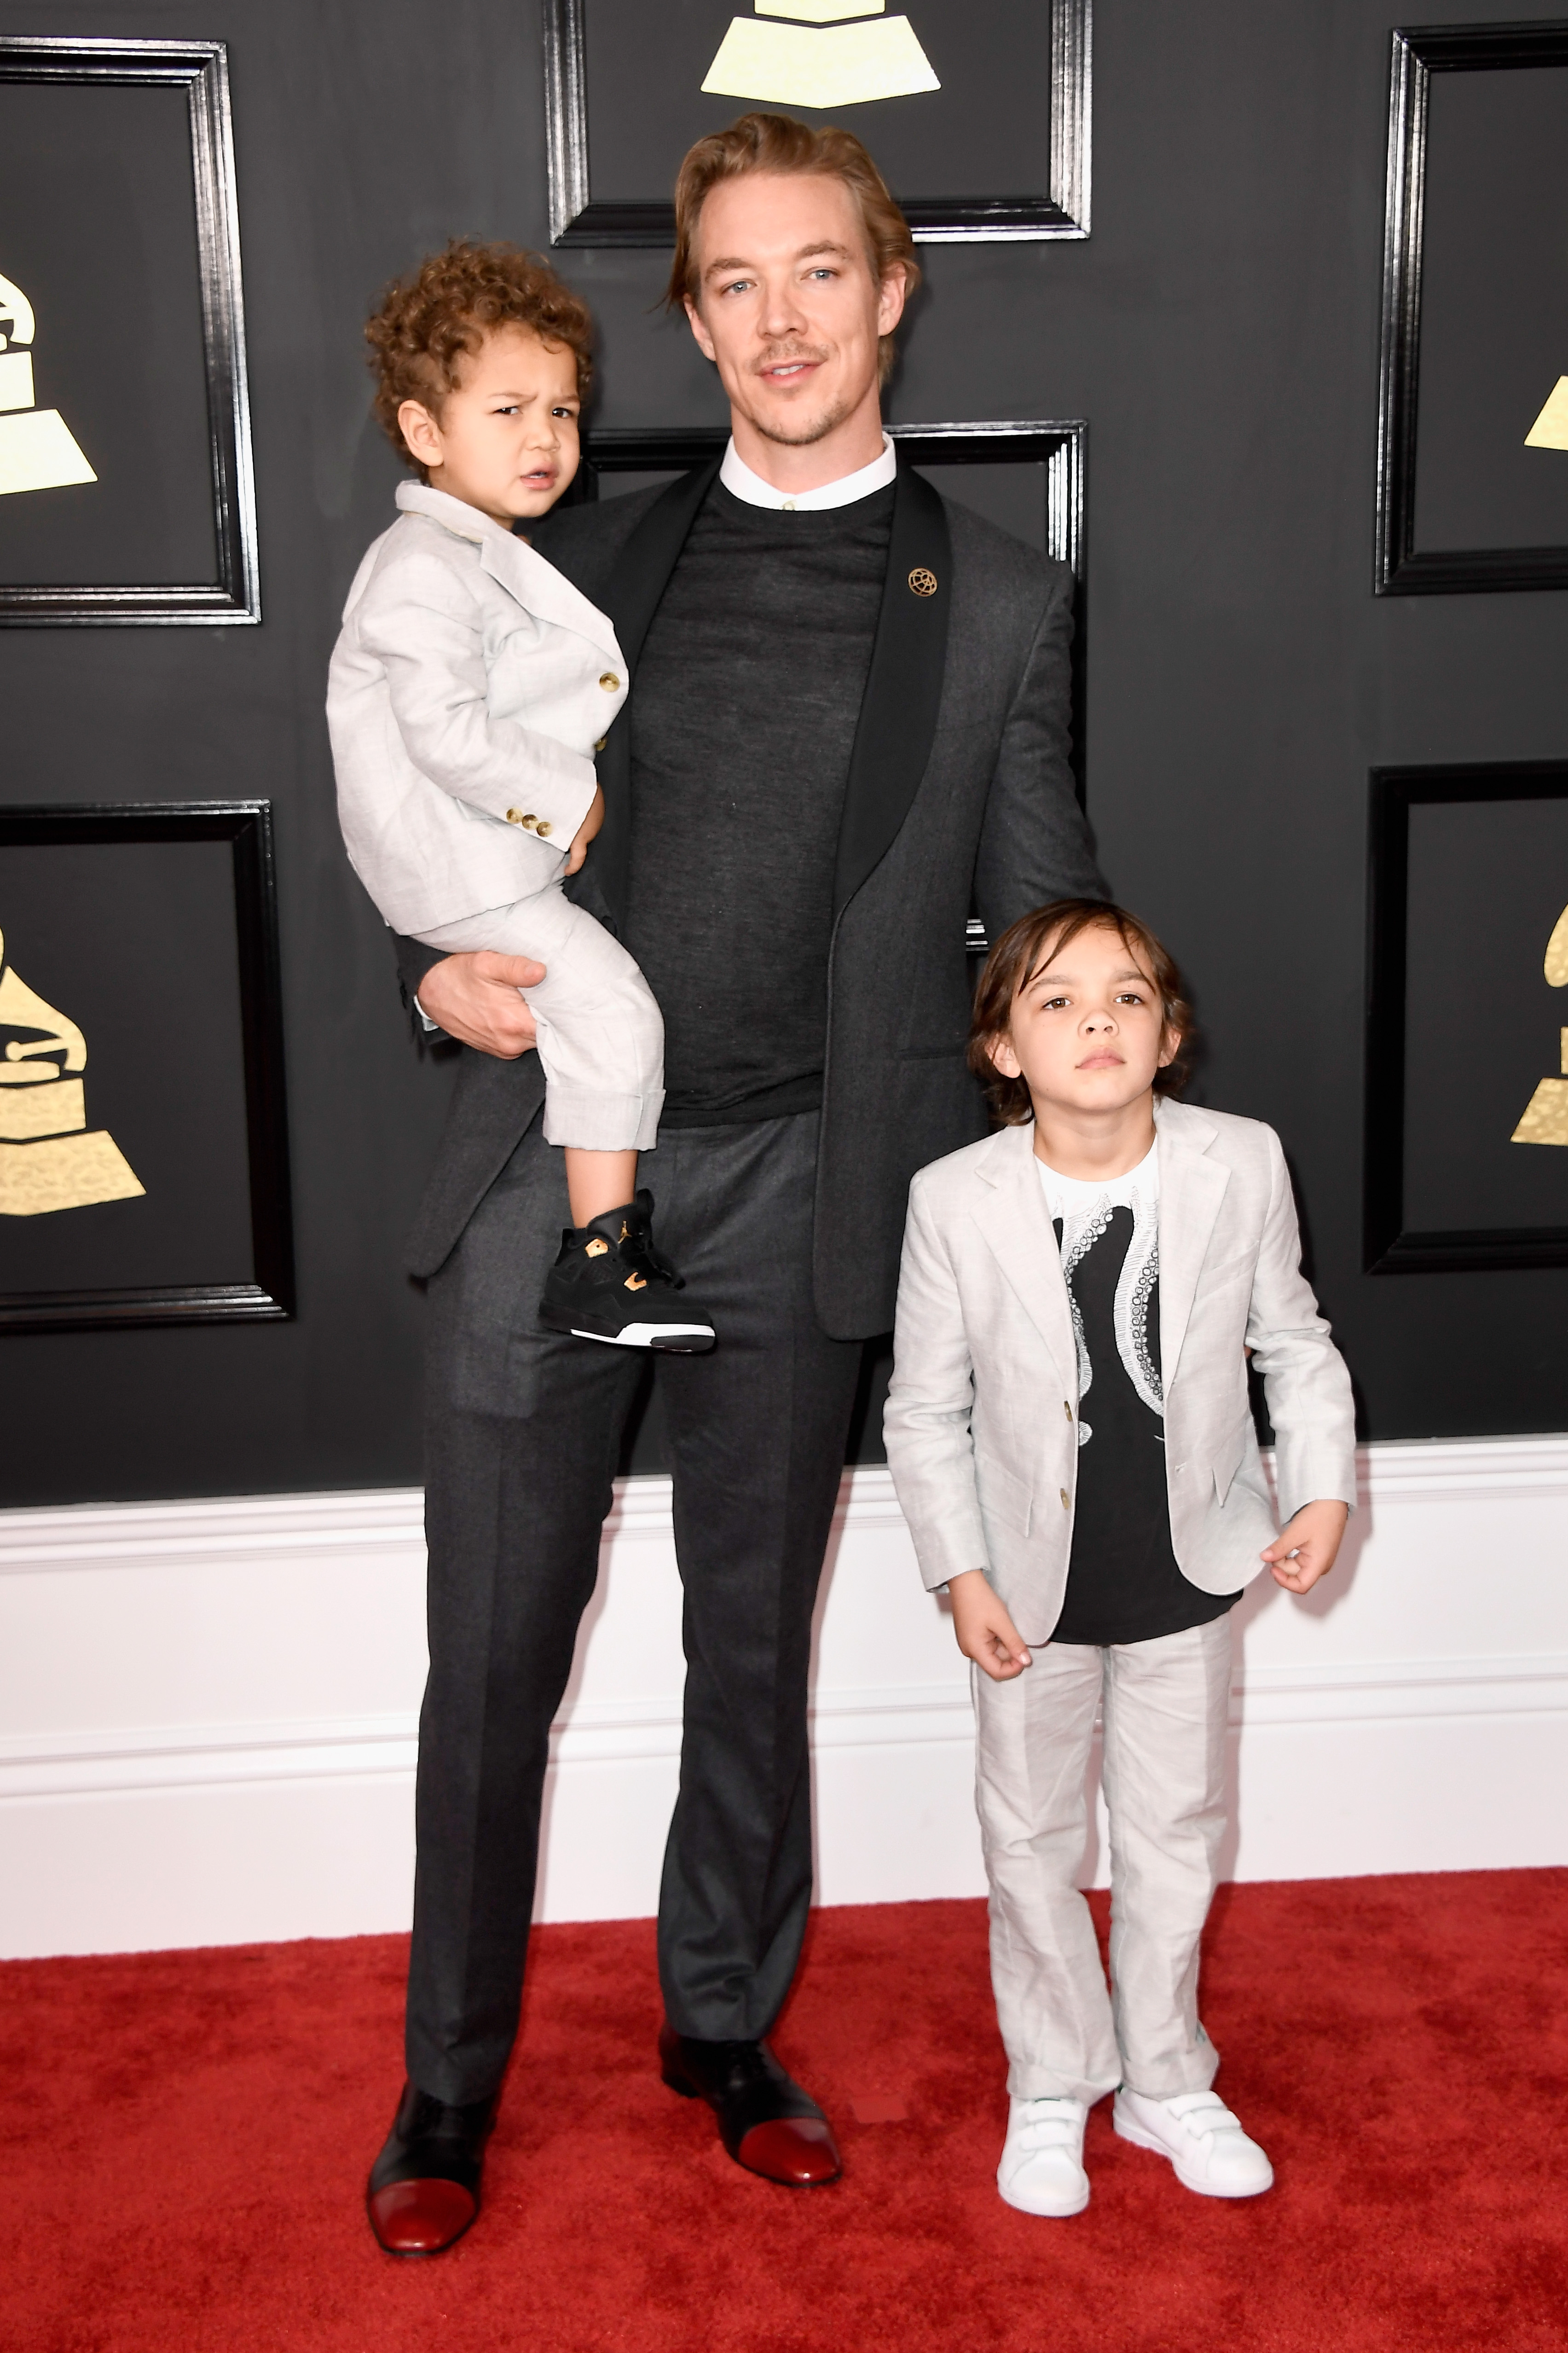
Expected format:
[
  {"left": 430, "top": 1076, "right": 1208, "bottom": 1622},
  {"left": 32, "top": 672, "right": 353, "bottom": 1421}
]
[
  {"left": 585, "top": 1238, "right": 610, "bottom": 1257},
  {"left": 624, "top": 1272, "right": 647, "bottom": 1291}
]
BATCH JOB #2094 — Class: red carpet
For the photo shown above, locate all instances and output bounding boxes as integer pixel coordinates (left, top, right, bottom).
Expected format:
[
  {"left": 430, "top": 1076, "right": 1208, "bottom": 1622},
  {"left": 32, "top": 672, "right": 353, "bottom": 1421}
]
[{"left": 6, "top": 1873, "right": 1567, "bottom": 2352}]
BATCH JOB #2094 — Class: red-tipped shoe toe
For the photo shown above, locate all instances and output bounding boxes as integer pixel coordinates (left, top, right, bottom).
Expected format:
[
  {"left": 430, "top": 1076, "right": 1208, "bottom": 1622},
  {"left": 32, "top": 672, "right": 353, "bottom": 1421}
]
[
  {"left": 736, "top": 2115, "right": 842, "bottom": 2186},
  {"left": 368, "top": 2178, "right": 477, "bottom": 2255}
]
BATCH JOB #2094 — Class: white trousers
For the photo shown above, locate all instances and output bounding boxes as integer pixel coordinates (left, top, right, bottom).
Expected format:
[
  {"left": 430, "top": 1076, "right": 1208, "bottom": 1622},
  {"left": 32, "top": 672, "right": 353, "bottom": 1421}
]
[
  {"left": 419, "top": 881, "right": 664, "bottom": 1154},
  {"left": 974, "top": 1614, "right": 1232, "bottom": 2105}
]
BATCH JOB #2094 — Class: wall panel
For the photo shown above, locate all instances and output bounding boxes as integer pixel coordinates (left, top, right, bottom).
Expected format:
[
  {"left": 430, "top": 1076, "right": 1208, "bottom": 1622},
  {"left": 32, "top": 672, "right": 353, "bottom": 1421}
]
[
  {"left": 3, "top": 1443, "right": 1566, "bottom": 1957},
  {"left": 2, "top": 0, "right": 1565, "bottom": 1509}
]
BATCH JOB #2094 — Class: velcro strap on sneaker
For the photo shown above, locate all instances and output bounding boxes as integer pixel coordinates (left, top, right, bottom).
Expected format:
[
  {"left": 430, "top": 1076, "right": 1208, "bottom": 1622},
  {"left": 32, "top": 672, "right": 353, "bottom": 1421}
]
[
  {"left": 1017, "top": 2098, "right": 1085, "bottom": 2150},
  {"left": 1166, "top": 2096, "right": 1241, "bottom": 2139}
]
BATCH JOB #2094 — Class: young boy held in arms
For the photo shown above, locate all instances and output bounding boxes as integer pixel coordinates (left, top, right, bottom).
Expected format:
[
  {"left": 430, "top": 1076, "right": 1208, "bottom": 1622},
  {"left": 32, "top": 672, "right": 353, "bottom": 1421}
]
[
  {"left": 328, "top": 241, "right": 712, "bottom": 1350},
  {"left": 884, "top": 899, "right": 1356, "bottom": 2215}
]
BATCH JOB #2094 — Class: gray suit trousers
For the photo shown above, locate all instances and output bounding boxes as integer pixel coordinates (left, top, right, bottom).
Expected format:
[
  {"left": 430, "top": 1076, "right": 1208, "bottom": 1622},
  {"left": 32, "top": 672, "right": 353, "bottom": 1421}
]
[
  {"left": 975, "top": 1617, "right": 1232, "bottom": 2106},
  {"left": 407, "top": 1108, "right": 863, "bottom": 2104}
]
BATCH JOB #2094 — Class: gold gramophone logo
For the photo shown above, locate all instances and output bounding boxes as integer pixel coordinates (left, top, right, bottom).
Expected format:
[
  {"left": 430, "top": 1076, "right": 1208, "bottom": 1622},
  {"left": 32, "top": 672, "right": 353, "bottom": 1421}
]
[
  {"left": 702, "top": 0, "right": 940, "bottom": 111},
  {"left": 1510, "top": 902, "right": 1568, "bottom": 1148},
  {"left": 0, "top": 928, "right": 144, "bottom": 1215},
  {"left": 0, "top": 269, "right": 97, "bottom": 499}
]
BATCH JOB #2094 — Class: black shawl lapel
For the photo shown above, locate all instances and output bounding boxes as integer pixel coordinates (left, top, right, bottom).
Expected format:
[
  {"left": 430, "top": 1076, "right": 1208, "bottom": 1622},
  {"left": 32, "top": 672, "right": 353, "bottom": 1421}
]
[
  {"left": 832, "top": 461, "right": 952, "bottom": 915},
  {"left": 592, "top": 457, "right": 722, "bottom": 924}
]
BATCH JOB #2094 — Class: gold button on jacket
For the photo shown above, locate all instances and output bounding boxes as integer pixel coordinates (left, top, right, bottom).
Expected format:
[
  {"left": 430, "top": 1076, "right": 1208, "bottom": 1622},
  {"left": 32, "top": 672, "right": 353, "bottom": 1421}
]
[
  {"left": 1059, "top": 1487, "right": 1071, "bottom": 1509},
  {"left": 535, "top": 820, "right": 553, "bottom": 838},
  {"left": 598, "top": 672, "right": 619, "bottom": 692}
]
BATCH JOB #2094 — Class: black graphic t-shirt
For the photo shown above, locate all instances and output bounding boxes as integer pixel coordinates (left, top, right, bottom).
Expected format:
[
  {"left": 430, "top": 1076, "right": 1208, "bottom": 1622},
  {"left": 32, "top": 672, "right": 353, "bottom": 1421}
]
[{"left": 1040, "top": 1147, "right": 1237, "bottom": 1648}]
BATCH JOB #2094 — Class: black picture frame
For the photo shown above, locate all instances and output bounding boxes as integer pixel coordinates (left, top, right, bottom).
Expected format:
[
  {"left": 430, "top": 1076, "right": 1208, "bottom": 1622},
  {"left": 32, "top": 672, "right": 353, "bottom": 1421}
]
[
  {"left": 1364, "top": 761, "right": 1568, "bottom": 1273},
  {"left": 543, "top": 0, "right": 1090, "bottom": 247},
  {"left": 0, "top": 37, "right": 259, "bottom": 626},
  {"left": 0, "top": 802, "right": 293, "bottom": 1331},
  {"left": 578, "top": 415, "right": 1088, "bottom": 888},
  {"left": 1376, "top": 21, "right": 1568, "bottom": 596}
]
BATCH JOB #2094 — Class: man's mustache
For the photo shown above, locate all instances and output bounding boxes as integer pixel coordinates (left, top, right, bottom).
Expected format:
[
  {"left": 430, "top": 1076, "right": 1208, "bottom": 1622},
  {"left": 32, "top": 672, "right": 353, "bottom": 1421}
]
[{"left": 751, "top": 343, "right": 831, "bottom": 375}]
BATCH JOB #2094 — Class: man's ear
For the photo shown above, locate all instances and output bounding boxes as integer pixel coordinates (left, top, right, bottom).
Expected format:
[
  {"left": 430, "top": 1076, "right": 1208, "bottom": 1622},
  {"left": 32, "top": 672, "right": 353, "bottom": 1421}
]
[
  {"left": 683, "top": 296, "right": 717, "bottom": 365},
  {"left": 398, "top": 400, "right": 443, "bottom": 469},
  {"left": 1157, "top": 1026, "right": 1181, "bottom": 1071},
  {"left": 876, "top": 263, "right": 908, "bottom": 339},
  {"left": 986, "top": 1031, "right": 1022, "bottom": 1081}
]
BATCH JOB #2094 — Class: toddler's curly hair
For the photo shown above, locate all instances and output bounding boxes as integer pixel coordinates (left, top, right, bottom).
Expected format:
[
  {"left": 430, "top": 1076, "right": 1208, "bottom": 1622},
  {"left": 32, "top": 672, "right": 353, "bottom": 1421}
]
[{"left": 364, "top": 239, "right": 594, "bottom": 475}]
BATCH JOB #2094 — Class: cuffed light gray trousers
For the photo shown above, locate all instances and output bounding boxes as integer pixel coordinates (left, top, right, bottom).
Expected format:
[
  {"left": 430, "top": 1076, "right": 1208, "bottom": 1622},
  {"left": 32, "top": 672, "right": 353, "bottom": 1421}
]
[
  {"left": 419, "top": 881, "right": 663, "bottom": 1153},
  {"left": 974, "top": 1614, "right": 1233, "bottom": 2106}
]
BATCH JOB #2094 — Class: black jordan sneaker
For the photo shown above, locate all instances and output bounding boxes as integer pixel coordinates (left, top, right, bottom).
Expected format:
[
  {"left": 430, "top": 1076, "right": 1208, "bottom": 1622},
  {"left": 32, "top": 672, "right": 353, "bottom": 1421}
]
[{"left": 538, "top": 1190, "right": 716, "bottom": 1351}]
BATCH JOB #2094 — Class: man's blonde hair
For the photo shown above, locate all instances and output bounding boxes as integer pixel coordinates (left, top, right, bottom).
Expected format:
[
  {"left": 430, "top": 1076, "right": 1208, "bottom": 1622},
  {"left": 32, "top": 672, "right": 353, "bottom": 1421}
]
[{"left": 666, "top": 112, "right": 920, "bottom": 385}]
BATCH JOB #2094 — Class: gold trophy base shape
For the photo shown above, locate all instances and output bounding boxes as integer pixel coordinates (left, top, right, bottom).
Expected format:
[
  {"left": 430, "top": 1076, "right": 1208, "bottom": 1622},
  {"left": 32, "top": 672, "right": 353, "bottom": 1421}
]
[
  {"left": 0, "top": 1130, "right": 144, "bottom": 1215},
  {"left": 1511, "top": 1028, "right": 1568, "bottom": 1148},
  {"left": 0, "top": 1075, "right": 144, "bottom": 1214},
  {"left": 703, "top": 7, "right": 940, "bottom": 110}
]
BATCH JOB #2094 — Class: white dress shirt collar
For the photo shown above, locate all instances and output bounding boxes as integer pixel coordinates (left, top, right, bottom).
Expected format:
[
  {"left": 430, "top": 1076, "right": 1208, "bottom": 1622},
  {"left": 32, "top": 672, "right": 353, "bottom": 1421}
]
[{"left": 718, "top": 432, "right": 897, "bottom": 512}]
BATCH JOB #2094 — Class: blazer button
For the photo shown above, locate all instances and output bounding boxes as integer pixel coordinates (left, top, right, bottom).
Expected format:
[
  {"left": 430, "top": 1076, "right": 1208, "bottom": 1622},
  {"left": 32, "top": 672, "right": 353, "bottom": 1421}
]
[
  {"left": 594, "top": 737, "right": 607, "bottom": 751},
  {"left": 1059, "top": 1487, "right": 1070, "bottom": 1509},
  {"left": 1063, "top": 1400, "right": 1072, "bottom": 1420},
  {"left": 536, "top": 820, "right": 553, "bottom": 838},
  {"left": 506, "top": 808, "right": 523, "bottom": 824},
  {"left": 599, "top": 672, "right": 619, "bottom": 692}
]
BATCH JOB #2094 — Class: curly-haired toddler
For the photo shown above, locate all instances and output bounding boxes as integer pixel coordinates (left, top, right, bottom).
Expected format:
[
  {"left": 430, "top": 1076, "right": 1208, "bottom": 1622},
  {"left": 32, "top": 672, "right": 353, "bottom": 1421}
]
[{"left": 328, "top": 240, "right": 713, "bottom": 1350}]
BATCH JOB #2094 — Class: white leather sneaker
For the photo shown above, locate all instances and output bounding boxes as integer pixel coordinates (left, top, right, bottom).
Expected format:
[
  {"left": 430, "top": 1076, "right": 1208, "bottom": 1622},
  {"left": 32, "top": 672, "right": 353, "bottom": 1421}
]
[
  {"left": 1113, "top": 2088, "right": 1274, "bottom": 2198},
  {"left": 996, "top": 2095, "right": 1091, "bottom": 2217}
]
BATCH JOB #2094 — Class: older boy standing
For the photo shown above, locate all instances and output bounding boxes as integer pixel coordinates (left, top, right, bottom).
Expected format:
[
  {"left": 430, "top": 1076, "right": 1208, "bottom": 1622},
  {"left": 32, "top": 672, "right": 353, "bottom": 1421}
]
[{"left": 371, "top": 114, "right": 1104, "bottom": 2252}]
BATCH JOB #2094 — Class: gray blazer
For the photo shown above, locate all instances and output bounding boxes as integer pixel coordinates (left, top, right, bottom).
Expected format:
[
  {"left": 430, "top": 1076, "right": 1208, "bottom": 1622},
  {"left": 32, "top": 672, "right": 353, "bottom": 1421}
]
[
  {"left": 883, "top": 1103, "right": 1359, "bottom": 1640},
  {"left": 393, "top": 458, "right": 1105, "bottom": 1337}
]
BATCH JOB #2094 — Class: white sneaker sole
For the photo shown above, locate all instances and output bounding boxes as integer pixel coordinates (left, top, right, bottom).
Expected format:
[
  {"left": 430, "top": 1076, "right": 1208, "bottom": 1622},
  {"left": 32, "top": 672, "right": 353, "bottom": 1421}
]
[
  {"left": 1112, "top": 2110, "right": 1273, "bottom": 2199},
  {"left": 997, "top": 2171, "right": 1090, "bottom": 2219},
  {"left": 568, "top": 1323, "right": 716, "bottom": 1350}
]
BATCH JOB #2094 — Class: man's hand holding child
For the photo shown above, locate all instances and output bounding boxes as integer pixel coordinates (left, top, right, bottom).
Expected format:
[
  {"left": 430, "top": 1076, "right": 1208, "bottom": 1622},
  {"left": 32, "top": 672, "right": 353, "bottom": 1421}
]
[
  {"left": 417, "top": 951, "right": 545, "bottom": 1058},
  {"left": 1261, "top": 1498, "right": 1349, "bottom": 1594},
  {"left": 948, "top": 1570, "right": 1034, "bottom": 1681}
]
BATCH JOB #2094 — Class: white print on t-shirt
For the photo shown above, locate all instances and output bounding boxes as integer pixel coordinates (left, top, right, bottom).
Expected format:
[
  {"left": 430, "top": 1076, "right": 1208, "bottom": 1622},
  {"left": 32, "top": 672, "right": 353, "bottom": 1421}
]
[{"left": 1037, "top": 1140, "right": 1163, "bottom": 1440}]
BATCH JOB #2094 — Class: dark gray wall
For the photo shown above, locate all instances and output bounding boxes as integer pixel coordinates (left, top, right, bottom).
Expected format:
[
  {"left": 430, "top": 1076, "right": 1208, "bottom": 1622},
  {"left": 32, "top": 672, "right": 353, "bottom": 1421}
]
[{"left": 4, "top": 0, "right": 1564, "bottom": 1507}]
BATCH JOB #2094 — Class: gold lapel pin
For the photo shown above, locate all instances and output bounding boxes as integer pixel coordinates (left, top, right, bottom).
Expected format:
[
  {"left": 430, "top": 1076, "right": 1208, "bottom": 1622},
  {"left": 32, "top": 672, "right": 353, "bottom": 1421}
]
[{"left": 908, "top": 567, "right": 938, "bottom": 598}]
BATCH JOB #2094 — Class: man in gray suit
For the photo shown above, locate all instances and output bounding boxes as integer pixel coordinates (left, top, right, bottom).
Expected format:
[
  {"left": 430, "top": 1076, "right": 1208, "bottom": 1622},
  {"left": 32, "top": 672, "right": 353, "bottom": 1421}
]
[{"left": 366, "top": 111, "right": 1105, "bottom": 2254}]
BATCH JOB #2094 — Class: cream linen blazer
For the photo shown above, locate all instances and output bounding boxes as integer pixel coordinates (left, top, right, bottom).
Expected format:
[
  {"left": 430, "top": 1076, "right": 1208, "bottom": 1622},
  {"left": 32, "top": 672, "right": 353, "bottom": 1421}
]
[
  {"left": 883, "top": 1099, "right": 1357, "bottom": 1642},
  {"left": 326, "top": 482, "right": 629, "bottom": 935}
]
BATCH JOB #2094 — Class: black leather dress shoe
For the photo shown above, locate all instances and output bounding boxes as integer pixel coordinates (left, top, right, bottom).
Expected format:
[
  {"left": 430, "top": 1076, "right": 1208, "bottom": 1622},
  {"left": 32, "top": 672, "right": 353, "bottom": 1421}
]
[
  {"left": 366, "top": 2081, "right": 497, "bottom": 2254},
  {"left": 659, "top": 2024, "right": 842, "bottom": 2186}
]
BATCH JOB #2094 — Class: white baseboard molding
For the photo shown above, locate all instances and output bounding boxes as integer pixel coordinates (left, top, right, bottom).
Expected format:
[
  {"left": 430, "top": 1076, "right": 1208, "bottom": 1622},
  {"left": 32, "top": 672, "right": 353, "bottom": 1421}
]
[{"left": 2, "top": 1437, "right": 1566, "bottom": 1957}]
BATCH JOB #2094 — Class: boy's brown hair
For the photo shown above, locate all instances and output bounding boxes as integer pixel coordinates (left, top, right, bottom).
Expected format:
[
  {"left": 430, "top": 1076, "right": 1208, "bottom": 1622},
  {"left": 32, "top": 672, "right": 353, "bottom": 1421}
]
[
  {"left": 969, "top": 898, "right": 1195, "bottom": 1126},
  {"left": 365, "top": 239, "right": 594, "bottom": 475},
  {"left": 665, "top": 112, "right": 920, "bottom": 386}
]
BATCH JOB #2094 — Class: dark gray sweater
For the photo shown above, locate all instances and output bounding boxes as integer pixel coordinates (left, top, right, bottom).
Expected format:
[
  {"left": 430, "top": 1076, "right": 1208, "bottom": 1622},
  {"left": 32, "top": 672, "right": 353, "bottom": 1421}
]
[{"left": 621, "top": 480, "right": 894, "bottom": 1126}]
